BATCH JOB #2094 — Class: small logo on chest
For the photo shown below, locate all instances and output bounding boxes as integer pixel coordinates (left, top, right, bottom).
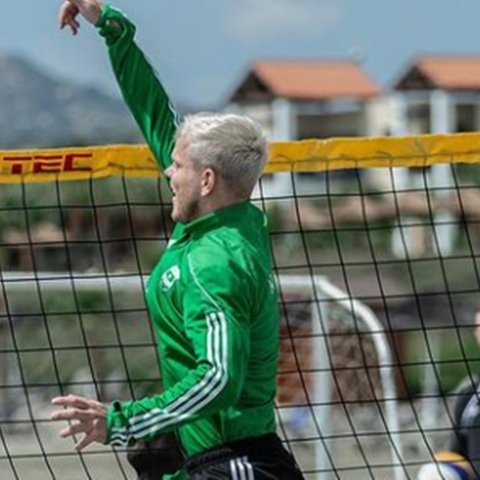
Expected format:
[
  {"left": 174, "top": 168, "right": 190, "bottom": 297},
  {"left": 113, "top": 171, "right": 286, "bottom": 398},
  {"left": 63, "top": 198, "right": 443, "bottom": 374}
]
[{"left": 161, "top": 265, "right": 181, "bottom": 292}]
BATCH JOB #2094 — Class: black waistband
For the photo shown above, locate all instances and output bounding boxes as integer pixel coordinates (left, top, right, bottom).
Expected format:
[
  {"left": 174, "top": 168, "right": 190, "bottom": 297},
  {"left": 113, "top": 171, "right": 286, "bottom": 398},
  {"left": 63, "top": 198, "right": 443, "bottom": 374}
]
[{"left": 184, "top": 433, "right": 281, "bottom": 474}]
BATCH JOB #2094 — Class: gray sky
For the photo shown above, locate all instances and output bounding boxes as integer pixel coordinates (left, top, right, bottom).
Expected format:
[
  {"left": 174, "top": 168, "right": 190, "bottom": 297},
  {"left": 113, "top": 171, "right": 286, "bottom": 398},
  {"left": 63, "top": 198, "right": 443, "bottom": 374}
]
[{"left": 3, "top": 1, "right": 480, "bottom": 108}]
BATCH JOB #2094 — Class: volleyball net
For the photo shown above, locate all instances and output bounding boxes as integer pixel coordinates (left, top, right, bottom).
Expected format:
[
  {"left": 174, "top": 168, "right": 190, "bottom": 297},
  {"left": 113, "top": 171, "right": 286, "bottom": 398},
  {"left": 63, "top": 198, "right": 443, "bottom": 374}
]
[{"left": 1, "top": 133, "right": 480, "bottom": 479}]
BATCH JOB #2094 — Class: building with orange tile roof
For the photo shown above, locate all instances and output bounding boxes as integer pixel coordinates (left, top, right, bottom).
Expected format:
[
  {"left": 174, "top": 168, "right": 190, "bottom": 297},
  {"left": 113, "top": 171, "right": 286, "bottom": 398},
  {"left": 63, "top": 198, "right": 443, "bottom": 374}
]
[
  {"left": 391, "top": 55, "right": 480, "bottom": 136},
  {"left": 226, "top": 60, "right": 386, "bottom": 197},
  {"left": 227, "top": 59, "right": 383, "bottom": 143}
]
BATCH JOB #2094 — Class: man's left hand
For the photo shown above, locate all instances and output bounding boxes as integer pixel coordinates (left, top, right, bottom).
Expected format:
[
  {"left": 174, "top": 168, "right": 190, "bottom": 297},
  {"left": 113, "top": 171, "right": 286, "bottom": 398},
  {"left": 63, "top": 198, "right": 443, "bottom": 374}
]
[{"left": 50, "top": 394, "right": 108, "bottom": 450}]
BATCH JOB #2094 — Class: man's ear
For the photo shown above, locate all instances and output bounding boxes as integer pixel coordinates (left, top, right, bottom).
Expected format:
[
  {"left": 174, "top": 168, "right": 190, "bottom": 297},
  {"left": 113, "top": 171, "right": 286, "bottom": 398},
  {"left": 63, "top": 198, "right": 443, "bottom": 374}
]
[{"left": 200, "top": 168, "right": 216, "bottom": 197}]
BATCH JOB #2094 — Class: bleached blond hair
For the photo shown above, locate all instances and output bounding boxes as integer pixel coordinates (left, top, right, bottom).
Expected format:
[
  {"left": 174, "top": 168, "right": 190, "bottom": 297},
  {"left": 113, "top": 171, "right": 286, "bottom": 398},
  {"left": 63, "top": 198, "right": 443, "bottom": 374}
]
[{"left": 176, "top": 113, "right": 268, "bottom": 199}]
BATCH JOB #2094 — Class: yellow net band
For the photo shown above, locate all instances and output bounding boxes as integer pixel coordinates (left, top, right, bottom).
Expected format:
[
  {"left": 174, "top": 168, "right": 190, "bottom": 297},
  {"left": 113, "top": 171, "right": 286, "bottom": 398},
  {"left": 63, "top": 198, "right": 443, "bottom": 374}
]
[{"left": 1, "top": 132, "right": 480, "bottom": 183}]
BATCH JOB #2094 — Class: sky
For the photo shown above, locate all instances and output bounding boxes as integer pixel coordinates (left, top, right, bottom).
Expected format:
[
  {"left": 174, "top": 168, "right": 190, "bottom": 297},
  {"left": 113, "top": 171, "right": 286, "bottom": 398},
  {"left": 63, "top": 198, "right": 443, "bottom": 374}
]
[{"left": 2, "top": 1, "right": 480, "bottom": 108}]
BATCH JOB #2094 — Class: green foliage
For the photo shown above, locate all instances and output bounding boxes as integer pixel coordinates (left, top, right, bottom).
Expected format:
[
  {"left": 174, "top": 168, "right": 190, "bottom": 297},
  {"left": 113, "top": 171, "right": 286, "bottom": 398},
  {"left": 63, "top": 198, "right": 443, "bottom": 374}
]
[
  {"left": 454, "top": 164, "right": 480, "bottom": 185},
  {"left": 2, "top": 287, "right": 161, "bottom": 400},
  {"left": 402, "top": 328, "right": 480, "bottom": 397}
]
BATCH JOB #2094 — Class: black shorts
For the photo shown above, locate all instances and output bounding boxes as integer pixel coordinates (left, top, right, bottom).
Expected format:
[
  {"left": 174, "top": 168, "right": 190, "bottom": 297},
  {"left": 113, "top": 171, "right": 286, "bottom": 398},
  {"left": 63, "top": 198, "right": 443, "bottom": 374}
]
[
  {"left": 184, "top": 433, "right": 305, "bottom": 480},
  {"left": 126, "top": 433, "right": 183, "bottom": 480}
]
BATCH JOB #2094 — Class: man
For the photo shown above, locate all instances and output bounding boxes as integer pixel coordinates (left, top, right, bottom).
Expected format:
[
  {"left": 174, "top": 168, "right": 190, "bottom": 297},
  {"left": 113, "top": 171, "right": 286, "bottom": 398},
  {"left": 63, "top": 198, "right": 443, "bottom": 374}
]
[
  {"left": 447, "top": 311, "right": 480, "bottom": 478},
  {"left": 51, "top": 2, "right": 305, "bottom": 479},
  {"left": 416, "top": 311, "right": 480, "bottom": 480}
]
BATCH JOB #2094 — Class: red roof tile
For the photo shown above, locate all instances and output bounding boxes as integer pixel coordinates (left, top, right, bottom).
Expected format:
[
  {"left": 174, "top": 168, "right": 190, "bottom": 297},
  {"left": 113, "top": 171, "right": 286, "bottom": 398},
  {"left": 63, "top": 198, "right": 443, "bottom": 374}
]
[
  {"left": 414, "top": 56, "right": 480, "bottom": 90},
  {"left": 251, "top": 61, "right": 380, "bottom": 100}
]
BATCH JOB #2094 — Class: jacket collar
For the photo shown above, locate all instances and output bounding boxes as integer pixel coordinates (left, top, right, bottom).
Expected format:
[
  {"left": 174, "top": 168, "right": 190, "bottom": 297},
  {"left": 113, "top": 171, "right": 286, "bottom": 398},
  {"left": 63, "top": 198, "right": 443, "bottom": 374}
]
[{"left": 182, "top": 200, "right": 251, "bottom": 238}]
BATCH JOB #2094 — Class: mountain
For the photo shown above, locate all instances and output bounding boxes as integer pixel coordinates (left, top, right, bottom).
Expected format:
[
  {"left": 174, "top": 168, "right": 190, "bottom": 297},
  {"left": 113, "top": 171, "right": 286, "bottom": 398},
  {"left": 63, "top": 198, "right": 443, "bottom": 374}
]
[{"left": 0, "top": 55, "right": 142, "bottom": 149}]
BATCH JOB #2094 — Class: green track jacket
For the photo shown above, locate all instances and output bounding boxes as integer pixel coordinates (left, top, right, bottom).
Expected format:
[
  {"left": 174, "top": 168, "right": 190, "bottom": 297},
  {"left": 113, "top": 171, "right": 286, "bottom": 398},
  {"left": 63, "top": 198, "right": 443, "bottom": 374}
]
[{"left": 97, "top": 5, "right": 280, "bottom": 461}]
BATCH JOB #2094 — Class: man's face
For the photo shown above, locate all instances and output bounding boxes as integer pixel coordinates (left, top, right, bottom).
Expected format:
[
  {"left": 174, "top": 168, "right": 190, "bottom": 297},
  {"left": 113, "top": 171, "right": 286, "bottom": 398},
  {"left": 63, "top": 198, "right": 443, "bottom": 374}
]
[{"left": 165, "top": 135, "right": 204, "bottom": 223}]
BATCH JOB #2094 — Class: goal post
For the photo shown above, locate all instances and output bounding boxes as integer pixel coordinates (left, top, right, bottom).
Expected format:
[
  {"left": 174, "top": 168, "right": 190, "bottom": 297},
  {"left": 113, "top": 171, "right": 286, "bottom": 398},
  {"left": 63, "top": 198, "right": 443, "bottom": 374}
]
[{"left": 276, "top": 275, "right": 404, "bottom": 480}]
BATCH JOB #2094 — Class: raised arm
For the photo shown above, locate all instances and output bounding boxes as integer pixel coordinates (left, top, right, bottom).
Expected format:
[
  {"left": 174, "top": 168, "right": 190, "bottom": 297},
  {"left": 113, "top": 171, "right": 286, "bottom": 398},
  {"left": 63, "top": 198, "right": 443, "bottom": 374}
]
[{"left": 59, "top": 0, "right": 179, "bottom": 172}]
